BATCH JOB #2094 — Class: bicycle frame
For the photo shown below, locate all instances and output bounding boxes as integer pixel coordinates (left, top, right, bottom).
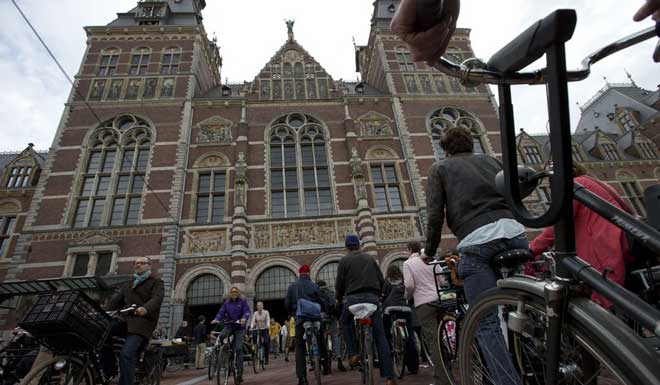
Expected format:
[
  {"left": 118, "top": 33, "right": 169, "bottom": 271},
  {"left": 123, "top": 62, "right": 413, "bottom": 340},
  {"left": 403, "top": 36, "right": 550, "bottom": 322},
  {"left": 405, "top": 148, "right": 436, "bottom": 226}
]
[{"left": 424, "top": 7, "right": 660, "bottom": 385}]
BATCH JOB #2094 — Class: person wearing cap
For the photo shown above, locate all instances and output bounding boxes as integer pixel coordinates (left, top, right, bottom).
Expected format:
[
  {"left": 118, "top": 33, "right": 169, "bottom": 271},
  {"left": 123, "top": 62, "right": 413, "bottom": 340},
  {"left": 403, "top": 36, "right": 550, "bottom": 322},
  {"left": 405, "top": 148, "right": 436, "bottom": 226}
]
[
  {"left": 285, "top": 265, "right": 327, "bottom": 385},
  {"left": 335, "top": 235, "right": 397, "bottom": 385}
]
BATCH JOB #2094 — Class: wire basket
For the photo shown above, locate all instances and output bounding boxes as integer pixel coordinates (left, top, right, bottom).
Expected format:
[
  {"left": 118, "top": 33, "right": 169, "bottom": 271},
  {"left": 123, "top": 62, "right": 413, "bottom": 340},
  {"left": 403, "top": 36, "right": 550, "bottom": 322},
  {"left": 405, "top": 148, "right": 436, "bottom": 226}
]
[{"left": 19, "top": 290, "right": 112, "bottom": 352}]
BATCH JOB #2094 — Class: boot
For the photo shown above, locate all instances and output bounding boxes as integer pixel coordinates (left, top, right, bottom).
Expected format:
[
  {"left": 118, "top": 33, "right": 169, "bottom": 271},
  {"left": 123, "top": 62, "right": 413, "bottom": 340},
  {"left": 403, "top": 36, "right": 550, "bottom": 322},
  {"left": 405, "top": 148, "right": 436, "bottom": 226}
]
[{"left": 337, "top": 358, "right": 347, "bottom": 372}]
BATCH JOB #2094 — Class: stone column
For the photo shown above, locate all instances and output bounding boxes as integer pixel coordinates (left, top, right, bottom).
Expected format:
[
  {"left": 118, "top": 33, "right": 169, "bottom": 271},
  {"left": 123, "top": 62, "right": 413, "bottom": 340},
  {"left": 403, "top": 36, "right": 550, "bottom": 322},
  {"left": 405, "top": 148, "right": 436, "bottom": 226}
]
[
  {"left": 350, "top": 148, "right": 378, "bottom": 257},
  {"left": 230, "top": 152, "right": 249, "bottom": 292},
  {"left": 87, "top": 251, "right": 98, "bottom": 276}
]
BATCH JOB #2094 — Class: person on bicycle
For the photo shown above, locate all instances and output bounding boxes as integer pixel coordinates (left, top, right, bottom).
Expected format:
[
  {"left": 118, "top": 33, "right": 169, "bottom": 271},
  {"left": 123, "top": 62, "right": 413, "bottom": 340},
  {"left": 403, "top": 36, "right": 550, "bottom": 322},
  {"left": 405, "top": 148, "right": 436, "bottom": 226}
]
[
  {"left": 317, "top": 279, "right": 346, "bottom": 372},
  {"left": 211, "top": 286, "right": 251, "bottom": 384},
  {"left": 530, "top": 163, "right": 633, "bottom": 309},
  {"left": 382, "top": 264, "right": 419, "bottom": 375},
  {"left": 284, "top": 264, "right": 327, "bottom": 385},
  {"left": 249, "top": 301, "right": 271, "bottom": 365},
  {"left": 335, "top": 235, "right": 397, "bottom": 385},
  {"left": 107, "top": 256, "right": 164, "bottom": 385}
]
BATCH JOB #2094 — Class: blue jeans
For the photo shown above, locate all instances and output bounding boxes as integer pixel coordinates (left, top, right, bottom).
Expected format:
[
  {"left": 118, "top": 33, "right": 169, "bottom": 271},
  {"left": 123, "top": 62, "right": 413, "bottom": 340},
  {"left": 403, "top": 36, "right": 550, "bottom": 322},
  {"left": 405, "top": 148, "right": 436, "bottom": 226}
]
[
  {"left": 220, "top": 327, "right": 246, "bottom": 374},
  {"left": 118, "top": 334, "right": 147, "bottom": 385},
  {"left": 340, "top": 293, "right": 395, "bottom": 380},
  {"left": 458, "top": 234, "right": 528, "bottom": 385}
]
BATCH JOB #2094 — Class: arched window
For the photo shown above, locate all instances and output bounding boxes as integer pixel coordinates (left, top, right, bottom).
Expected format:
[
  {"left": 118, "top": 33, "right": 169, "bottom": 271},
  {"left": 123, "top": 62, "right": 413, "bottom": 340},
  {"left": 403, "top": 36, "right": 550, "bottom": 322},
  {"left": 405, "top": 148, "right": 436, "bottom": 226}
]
[
  {"left": 73, "top": 115, "right": 153, "bottom": 228},
  {"left": 255, "top": 266, "right": 296, "bottom": 301},
  {"left": 269, "top": 113, "right": 332, "bottom": 218},
  {"left": 294, "top": 62, "right": 304, "bottom": 78},
  {"left": 316, "top": 262, "right": 339, "bottom": 290},
  {"left": 186, "top": 274, "right": 224, "bottom": 306},
  {"left": 428, "top": 107, "right": 486, "bottom": 160}
]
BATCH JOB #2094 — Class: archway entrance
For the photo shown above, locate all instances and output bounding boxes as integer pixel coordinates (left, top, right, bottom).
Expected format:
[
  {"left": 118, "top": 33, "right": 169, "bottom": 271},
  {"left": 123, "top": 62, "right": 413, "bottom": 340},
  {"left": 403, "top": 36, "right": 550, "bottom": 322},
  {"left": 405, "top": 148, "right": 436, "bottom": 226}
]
[
  {"left": 254, "top": 266, "right": 296, "bottom": 325},
  {"left": 315, "top": 261, "right": 339, "bottom": 291},
  {"left": 185, "top": 274, "right": 225, "bottom": 328}
]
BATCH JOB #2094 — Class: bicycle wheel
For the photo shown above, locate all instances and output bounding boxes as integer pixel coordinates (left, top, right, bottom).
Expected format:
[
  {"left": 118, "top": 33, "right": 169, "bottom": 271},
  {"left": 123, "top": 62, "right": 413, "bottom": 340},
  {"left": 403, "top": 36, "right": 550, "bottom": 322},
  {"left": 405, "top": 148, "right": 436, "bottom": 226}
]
[
  {"left": 458, "top": 288, "right": 652, "bottom": 385},
  {"left": 391, "top": 325, "right": 406, "bottom": 380},
  {"left": 20, "top": 355, "right": 94, "bottom": 385},
  {"left": 362, "top": 326, "right": 375, "bottom": 385},
  {"left": 251, "top": 346, "right": 258, "bottom": 374},
  {"left": 209, "top": 348, "right": 219, "bottom": 380},
  {"left": 309, "top": 335, "right": 322, "bottom": 385},
  {"left": 141, "top": 348, "right": 163, "bottom": 385},
  {"left": 437, "top": 313, "right": 459, "bottom": 385},
  {"left": 217, "top": 346, "right": 229, "bottom": 385}
]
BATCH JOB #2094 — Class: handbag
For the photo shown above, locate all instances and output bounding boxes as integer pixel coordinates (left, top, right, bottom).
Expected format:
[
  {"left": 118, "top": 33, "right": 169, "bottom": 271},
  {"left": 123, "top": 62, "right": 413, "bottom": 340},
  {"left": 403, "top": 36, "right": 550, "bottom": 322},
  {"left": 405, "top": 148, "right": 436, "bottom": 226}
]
[{"left": 296, "top": 284, "right": 321, "bottom": 320}]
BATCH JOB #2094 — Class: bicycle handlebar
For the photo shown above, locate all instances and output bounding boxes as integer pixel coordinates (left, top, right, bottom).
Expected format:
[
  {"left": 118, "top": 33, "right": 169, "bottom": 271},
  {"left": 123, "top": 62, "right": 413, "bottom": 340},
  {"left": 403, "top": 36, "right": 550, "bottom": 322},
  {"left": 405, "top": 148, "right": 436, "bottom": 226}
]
[{"left": 430, "top": 26, "right": 657, "bottom": 86}]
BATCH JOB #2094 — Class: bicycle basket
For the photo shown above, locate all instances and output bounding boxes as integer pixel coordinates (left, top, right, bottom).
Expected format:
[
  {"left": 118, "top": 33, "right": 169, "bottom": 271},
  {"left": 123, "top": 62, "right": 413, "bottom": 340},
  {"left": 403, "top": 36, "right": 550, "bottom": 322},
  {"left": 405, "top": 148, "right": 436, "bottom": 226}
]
[
  {"left": 438, "top": 288, "right": 458, "bottom": 313},
  {"left": 19, "top": 290, "right": 112, "bottom": 352}
]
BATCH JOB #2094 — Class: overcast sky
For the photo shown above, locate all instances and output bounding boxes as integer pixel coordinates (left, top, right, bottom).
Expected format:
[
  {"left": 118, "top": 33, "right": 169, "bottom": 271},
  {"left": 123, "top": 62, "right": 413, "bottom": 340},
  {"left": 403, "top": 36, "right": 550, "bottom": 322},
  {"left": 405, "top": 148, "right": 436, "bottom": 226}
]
[{"left": 0, "top": 0, "right": 658, "bottom": 152}]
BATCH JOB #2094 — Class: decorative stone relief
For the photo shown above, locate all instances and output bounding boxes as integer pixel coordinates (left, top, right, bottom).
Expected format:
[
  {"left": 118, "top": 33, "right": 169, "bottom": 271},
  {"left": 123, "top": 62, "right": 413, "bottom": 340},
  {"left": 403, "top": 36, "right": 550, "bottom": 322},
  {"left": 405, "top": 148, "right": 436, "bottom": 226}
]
[
  {"left": 357, "top": 111, "right": 394, "bottom": 137},
  {"left": 284, "top": 49, "right": 301, "bottom": 62},
  {"left": 365, "top": 147, "right": 397, "bottom": 160},
  {"left": 196, "top": 116, "right": 234, "bottom": 144},
  {"left": 72, "top": 231, "right": 118, "bottom": 246},
  {"left": 251, "top": 220, "right": 357, "bottom": 249},
  {"left": 0, "top": 201, "right": 20, "bottom": 214},
  {"left": 185, "top": 230, "right": 227, "bottom": 254},
  {"left": 235, "top": 152, "right": 247, "bottom": 207},
  {"left": 377, "top": 217, "right": 416, "bottom": 241},
  {"left": 349, "top": 148, "right": 368, "bottom": 200},
  {"left": 197, "top": 155, "right": 229, "bottom": 168}
]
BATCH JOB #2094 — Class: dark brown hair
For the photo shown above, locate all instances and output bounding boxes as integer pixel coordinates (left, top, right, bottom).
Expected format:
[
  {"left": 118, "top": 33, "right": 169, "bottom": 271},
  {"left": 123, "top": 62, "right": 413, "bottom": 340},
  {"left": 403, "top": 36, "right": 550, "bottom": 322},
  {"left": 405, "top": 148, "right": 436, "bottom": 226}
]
[
  {"left": 407, "top": 241, "right": 421, "bottom": 253},
  {"left": 440, "top": 127, "right": 474, "bottom": 155},
  {"left": 573, "top": 162, "right": 588, "bottom": 177},
  {"left": 386, "top": 265, "right": 403, "bottom": 281}
]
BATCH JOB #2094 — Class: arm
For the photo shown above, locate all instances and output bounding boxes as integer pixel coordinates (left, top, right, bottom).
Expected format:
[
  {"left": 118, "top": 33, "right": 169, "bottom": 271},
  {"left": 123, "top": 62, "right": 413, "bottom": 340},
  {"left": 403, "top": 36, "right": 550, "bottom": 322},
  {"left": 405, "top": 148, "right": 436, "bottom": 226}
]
[
  {"left": 106, "top": 287, "right": 126, "bottom": 311},
  {"left": 530, "top": 227, "right": 555, "bottom": 257},
  {"left": 266, "top": 311, "right": 271, "bottom": 329},
  {"left": 335, "top": 260, "right": 346, "bottom": 301},
  {"left": 213, "top": 303, "right": 226, "bottom": 322},
  {"left": 241, "top": 300, "right": 251, "bottom": 321},
  {"left": 403, "top": 261, "right": 415, "bottom": 301},
  {"left": 424, "top": 164, "right": 446, "bottom": 257},
  {"left": 141, "top": 279, "right": 164, "bottom": 316},
  {"left": 249, "top": 313, "right": 256, "bottom": 329},
  {"left": 284, "top": 285, "right": 294, "bottom": 315}
]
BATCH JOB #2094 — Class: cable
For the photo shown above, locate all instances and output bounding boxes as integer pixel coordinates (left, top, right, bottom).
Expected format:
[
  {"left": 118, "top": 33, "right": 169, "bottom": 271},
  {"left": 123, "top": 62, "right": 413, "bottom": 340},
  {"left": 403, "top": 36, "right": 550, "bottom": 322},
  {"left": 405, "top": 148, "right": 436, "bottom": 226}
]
[{"left": 11, "top": 0, "right": 207, "bottom": 252}]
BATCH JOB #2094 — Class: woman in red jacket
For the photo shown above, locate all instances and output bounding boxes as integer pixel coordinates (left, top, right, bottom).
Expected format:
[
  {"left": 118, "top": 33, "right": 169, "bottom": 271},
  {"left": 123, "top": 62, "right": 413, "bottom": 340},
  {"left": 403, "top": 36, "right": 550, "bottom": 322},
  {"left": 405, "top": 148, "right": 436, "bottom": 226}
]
[{"left": 530, "top": 163, "right": 634, "bottom": 309}]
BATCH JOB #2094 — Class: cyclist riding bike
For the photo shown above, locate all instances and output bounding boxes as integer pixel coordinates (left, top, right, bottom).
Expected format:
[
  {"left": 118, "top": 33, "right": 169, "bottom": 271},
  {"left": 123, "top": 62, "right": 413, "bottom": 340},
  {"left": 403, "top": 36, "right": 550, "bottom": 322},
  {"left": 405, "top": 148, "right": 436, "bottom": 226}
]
[
  {"left": 106, "top": 256, "right": 164, "bottom": 385},
  {"left": 211, "top": 286, "right": 251, "bottom": 384},
  {"left": 335, "top": 235, "right": 397, "bottom": 385},
  {"left": 285, "top": 264, "right": 326, "bottom": 385},
  {"left": 249, "top": 301, "right": 271, "bottom": 365}
]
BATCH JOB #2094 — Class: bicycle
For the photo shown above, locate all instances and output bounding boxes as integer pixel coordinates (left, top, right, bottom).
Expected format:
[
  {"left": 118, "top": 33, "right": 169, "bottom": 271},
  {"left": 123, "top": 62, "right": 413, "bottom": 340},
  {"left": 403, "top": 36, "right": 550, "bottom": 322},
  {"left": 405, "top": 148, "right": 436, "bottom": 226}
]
[
  {"left": 383, "top": 306, "right": 412, "bottom": 380},
  {"left": 423, "top": 3, "right": 660, "bottom": 385},
  {"left": 348, "top": 303, "right": 378, "bottom": 385},
  {"left": 251, "top": 329, "right": 267, "bottom": 371},
  {"left": 208, "top": 331, "right": 222, "bottom": 381},
  {"left": 320, "top": 314, "right": 333, "bottom": 374},
  {"left": 303, "top": 320, "right": 323, "bottom": 385},
  {"left": 0, "top": 328, "right": 39, "bottom": 385}
]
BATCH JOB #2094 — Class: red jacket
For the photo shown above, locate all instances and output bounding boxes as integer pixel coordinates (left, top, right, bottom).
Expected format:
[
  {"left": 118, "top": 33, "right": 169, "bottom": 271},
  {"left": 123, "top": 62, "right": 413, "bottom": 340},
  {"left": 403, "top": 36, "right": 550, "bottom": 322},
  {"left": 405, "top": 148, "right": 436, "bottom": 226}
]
[{"left": 530, "top": 176, "right": 632, "bottom": 308}]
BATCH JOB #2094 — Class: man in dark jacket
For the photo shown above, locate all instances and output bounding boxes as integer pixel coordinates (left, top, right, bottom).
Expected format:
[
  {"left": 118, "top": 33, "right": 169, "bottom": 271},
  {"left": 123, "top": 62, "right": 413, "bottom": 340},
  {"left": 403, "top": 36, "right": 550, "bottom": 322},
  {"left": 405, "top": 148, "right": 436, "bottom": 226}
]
[
  {"left": 317, "top": 280, "right": 345, "bottom": 372},
  {"left": 336, "top": 235, "right": 396, "bottom": 385},
  {"left": 108, "top": 256, "right": 164, "bottom": 385},
  {"left": 285, "top": 265, "right": 326, "bottom": 385},
  {"left": 424, "top": 127, "right": 527, "bottom": 385}
]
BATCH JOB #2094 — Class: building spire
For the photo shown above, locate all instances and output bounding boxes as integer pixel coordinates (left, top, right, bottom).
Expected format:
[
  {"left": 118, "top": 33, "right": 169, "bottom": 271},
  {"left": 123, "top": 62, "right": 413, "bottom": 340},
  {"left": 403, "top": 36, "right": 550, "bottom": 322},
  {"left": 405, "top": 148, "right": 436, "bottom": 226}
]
[
  {"left": 285, "top": 19, "right": 295, "bottom": 41},
  {"left": 624, "top": 68, "right": 637, "bottom": 87}
]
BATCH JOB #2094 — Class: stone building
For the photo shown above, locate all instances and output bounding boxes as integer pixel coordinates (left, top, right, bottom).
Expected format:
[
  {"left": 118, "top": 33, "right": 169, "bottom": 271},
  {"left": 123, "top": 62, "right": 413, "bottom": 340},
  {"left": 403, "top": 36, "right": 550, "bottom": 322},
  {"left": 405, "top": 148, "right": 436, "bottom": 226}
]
[{"left": 1, "top": 0, "right": 658, "bottom": 332}]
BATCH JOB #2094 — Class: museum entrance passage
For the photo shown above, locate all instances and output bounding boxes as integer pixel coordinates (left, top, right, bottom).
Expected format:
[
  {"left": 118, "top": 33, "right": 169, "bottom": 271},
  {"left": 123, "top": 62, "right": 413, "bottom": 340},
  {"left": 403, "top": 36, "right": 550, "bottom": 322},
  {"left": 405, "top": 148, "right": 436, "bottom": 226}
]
[
  {"left": 254, "top": 266, "right": 296, "bottom": 325},
  {"left": 184, "top": 274, "right": 225, "bottom": 333}
]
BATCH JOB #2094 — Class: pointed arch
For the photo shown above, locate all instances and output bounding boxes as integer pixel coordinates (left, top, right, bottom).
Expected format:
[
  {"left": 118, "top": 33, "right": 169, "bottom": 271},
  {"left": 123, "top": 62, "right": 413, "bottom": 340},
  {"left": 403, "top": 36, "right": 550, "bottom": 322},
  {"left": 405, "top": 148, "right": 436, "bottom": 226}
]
[{"left": 426, "top": 106, "right": 487, "bottom": 160}]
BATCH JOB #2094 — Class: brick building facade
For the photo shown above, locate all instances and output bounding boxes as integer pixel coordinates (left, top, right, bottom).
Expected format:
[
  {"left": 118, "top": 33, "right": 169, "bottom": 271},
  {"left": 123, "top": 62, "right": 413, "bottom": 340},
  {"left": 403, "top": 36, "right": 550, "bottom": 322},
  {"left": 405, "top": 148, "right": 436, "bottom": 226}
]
[{"left": 1, "top": 0, "right": 658, "bottom": 332}]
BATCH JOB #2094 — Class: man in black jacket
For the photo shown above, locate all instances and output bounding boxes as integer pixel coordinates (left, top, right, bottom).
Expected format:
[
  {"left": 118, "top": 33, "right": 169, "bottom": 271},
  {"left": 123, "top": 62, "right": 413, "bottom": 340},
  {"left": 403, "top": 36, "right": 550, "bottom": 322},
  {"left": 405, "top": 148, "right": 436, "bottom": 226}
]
[
  {"left": 335, "top": 235, "right": 396, "bottom": 385},
  {"left": 108, "top": 256, "right": 164, "bottom": 385},
  {"left": 424, "top": 127, "right": 527, "bottom": 385},
  {"left": 285, "top": 265, "right": 326, "bottom": 385}
]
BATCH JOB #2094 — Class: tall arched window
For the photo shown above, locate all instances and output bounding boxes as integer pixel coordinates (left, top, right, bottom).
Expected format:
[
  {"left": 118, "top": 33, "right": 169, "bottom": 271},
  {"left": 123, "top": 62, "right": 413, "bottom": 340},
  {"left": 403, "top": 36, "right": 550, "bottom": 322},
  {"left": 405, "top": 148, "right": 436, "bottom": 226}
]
[
  {"left": 269, "top": 113, "right": 332, "bottom": 218},
  {"left": 316, "top": 262, "right": 339, "bottom": 291},
  {"left": 186, "top": 274, "right": 224, "bottom": 306},
  {"left": 428, "top": 107, "right": 486, "bottom": 160},
  {"left": 74, "top": 115, "right": 153, "bottom": 228},
  {"left": 255, "top": 266, "right": 296, "bottom": 301}
]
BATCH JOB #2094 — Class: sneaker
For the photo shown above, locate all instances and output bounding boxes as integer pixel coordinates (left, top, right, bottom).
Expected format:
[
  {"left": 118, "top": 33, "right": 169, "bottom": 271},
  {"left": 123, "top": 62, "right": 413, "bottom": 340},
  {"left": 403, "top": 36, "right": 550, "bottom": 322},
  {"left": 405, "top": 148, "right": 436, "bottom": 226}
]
[
  {"left": 337, "top": 359, "right": 347, "bottom": 372},
  {"left": 285, "top": 357, "right": 290, "bottom": 362}
]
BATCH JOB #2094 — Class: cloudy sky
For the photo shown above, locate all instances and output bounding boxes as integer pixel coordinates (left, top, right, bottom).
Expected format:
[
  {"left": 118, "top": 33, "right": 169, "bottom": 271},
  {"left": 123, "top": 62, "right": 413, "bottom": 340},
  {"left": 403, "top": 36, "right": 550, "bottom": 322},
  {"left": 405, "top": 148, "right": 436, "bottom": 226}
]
[{"left": 0, "top": 0, "right": 657, "bottom": 151}]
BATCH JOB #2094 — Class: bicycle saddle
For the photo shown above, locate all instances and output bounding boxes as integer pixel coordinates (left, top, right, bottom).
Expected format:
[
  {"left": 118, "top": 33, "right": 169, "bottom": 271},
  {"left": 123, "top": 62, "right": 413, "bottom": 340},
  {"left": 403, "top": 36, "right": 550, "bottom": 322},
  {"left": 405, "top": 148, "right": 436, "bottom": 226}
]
[
  {"left": 492, "top": 249, "right": 533, "bottom": 269},
  {"left": 383, "top": 306, "right": 412, "bottom": 315},
  {"left": 348, "top": 303, "right": 378, "bottom": 319}
]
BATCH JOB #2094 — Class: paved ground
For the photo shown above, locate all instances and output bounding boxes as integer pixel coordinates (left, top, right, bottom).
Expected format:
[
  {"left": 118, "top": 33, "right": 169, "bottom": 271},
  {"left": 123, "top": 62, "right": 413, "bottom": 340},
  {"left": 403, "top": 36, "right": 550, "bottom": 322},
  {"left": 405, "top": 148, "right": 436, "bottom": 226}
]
[{"left": 160, "top": 355, "right": 437, "bottom": 385}]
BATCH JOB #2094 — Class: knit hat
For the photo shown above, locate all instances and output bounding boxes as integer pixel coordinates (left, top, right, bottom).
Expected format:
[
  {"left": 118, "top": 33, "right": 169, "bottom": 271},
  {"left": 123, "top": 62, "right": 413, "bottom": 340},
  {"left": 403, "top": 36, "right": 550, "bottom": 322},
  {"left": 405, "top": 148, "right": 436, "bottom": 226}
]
[
  {"left": 345, "top": 234, "right": 360, "bottom": 249},
  {"left": 299, "top": 264, "right": 311, "bottom": 275}
]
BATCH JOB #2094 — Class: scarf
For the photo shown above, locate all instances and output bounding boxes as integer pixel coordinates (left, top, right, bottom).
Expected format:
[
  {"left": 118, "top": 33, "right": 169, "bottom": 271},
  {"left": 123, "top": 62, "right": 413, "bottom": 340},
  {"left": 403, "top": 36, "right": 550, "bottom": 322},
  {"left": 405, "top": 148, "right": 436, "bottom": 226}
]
[{"left": 133, "top": 270, "right": 151, "bottom": 288}]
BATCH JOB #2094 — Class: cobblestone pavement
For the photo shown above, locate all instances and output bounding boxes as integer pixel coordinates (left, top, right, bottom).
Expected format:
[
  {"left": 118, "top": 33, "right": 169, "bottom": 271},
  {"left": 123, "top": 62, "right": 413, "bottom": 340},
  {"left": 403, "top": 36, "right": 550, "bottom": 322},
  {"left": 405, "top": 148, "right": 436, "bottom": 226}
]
[{"left": 160, "top": 355, "right": 437, "bottom": 385}]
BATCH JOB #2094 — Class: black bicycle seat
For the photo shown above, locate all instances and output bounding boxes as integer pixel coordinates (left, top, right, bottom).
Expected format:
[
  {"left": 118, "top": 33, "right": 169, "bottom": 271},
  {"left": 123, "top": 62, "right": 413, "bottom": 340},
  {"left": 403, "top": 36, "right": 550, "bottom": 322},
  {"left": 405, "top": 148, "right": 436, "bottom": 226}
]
[{"left": 492, "top": 249, "right": 533, "bottom": 270}]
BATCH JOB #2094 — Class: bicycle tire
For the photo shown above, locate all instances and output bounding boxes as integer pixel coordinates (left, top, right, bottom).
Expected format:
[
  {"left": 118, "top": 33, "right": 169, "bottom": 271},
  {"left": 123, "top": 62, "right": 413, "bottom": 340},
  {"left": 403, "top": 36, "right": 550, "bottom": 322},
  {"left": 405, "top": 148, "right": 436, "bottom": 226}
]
[
  {"left": 363, "top": 326, "right": 375, "bottom": 385},
  {"left": 143, "top": 348, "right": 163, "bottom": 385},
  {"left": 391, "top": 325, "right": 406, "bottom": 379},
  {"left": 251, "top": 346, "right": 258, "bottom": 374},
  {"left": 19, "top": 355, "right": 94, "bottom": 385},
  {"left": 325, "top": 332, "right": 333, "bottom": 374},
  {"left": 437, "top": 313, "right": 460, "bottom": 385},
  {"left": 309, "top": 334, "right": 322, "bottom": 385},
  {"left": 208, "top": 348, "right": 218, "bottom": 380},
  {"left": 458, "top": 288, "right": 660, "bottom": 385}
]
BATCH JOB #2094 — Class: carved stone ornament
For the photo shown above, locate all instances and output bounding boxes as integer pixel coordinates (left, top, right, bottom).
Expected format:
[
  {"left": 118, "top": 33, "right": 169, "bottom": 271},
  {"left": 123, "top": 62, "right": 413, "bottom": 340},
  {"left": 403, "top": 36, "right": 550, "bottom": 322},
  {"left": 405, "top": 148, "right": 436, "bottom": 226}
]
[
  {"left": 349, "top": 147, "right": 363, "bottom": 178},
  {"left": 197, "top": 155, "right": 229, "bottom": 168},
  {"left": 185, "top": 230, "right": 227, "bottom": 254},
  {"left": 72, "top": 231, "right": 119, "bottom": 246},
  {"left": 284, "top": 49, "right": 301, "bottom": 62},
  {"left": 235, "top": 152, "right": 247, "bottom": 183},
  {"left": 366, "top": 148, "right": 397, "bottom": 160},
  {"left": 252, "top": 220, "right": 355, "bottom": 249},
  {"left": 196, "top": 116, "right": 234, "bottom": 144},
  {"left": 377, "top": 217, "right": 416, "bottom": 241},
  {"left": 357, "top": 111, "right": 394, "bottom": 137},
  {"left": 0, "top": 201, "right": 20, "bottom": 214}
]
